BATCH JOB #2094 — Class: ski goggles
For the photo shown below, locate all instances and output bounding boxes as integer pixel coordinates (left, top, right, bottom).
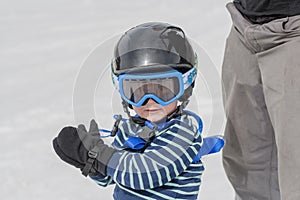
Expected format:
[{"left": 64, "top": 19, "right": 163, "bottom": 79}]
[{"left": 112, "top": 67, "right": 197, "bottom": 107}]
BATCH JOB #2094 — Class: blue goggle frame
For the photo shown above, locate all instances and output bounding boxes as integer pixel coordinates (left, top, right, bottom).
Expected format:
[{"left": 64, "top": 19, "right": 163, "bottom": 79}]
[{"left": 112, "top": 67, "right": 197, "bottom": 107}]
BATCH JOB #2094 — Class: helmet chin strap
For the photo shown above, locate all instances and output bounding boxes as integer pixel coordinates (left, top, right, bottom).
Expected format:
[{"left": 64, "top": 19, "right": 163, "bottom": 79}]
[
  {"left": 108, "top": 99, "right": 190, "bottom": 138},
  {"left": 121, "top": 100, "right": 133, "bottom": 122}
]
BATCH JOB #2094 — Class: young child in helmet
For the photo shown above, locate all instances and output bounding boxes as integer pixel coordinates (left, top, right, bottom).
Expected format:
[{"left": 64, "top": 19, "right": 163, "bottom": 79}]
[{"left": 53, "top": 22, "right": 218, "bottom": 200}]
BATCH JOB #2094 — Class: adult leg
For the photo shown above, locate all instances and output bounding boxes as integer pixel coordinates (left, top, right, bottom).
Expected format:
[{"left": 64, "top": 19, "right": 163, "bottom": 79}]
[
  {"left": 222, "top": 3, "right": 280, "bottom": 200},
  {"left": 254, "top": 15, "right": 300, "bottom": 200}
]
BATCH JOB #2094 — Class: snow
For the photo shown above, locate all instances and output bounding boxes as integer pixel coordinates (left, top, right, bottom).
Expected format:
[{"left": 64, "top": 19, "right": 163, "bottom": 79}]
[{"left": 0, "top": 0, "right": 234, "bottom": 199}]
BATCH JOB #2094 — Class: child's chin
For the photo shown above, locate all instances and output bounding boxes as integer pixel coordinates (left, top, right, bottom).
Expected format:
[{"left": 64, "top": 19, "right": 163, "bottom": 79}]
[{"left": 146, "top": 114, "right": 166, "bottom": 123}]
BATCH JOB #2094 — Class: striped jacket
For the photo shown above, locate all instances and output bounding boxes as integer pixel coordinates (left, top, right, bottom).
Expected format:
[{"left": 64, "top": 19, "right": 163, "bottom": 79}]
[{"left": 90, "top": 112, "right": 204, "bottom": 200}]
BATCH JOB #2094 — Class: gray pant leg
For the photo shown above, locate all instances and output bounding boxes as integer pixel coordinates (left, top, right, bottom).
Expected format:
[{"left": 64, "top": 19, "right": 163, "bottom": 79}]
[
  {"left": 222, "top": 26, "right": 280, "bottom": 200},
  {"left": 223, "top": 3, "right": 300, "bottom": 200},
  {"left": 222, "top": 3, "right": 280, "bottom": 200},
  {"left": 254, "top": 16, "right": 300, "bottom": 200}
]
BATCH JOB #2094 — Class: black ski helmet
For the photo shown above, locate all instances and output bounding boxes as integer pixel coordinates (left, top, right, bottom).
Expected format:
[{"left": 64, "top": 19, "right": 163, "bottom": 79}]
[{"left": 111, "top": 22, "right": 198, "bottom": 103}]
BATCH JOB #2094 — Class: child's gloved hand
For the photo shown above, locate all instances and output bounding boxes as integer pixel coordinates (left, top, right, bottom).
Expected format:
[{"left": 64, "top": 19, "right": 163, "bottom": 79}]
[{"left": 52, "top": 119, "right": 117, "bottom": 176}]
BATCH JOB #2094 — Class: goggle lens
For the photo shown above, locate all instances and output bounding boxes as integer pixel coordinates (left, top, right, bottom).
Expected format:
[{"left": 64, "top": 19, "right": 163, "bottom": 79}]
[
  {"left": 121, "top": 76, "right": 181, "bottom": 106},
  {"left": 113, "top": 67, "right": 196, "bottom": 107}
]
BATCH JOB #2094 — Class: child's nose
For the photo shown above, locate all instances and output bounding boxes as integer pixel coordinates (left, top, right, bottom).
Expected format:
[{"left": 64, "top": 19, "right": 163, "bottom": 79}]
[
  {"left": 147, "top": 98, "right": 156, "bottom": 104},
  {"left": 142, "top": 98, "right": 158, "bottom": 106}
]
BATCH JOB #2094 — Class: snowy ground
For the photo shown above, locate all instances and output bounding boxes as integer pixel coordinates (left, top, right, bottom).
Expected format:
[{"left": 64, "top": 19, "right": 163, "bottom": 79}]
[{"left": 1, "top": 0, "right": 234, "bottom": 199}]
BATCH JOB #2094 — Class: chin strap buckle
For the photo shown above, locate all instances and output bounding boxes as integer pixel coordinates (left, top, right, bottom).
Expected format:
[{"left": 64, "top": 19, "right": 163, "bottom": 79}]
[{"left": 111, "top": 115, "right": 122, "bottom": 137}]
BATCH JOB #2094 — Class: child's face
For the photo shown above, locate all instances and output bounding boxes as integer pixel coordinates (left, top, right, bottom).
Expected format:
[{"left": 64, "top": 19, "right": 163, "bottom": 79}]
[{"left": 133, "top": 99, "right": 177, "bottom": 123}]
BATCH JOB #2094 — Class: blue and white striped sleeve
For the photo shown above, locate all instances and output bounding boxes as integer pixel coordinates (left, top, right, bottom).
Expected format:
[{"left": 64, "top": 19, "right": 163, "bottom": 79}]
[
  {"left": 89, "top": 173, "right": 114, "bottom": 187},
  {"left": 106, "top": 116, "right": 202, "bottom": 190}
]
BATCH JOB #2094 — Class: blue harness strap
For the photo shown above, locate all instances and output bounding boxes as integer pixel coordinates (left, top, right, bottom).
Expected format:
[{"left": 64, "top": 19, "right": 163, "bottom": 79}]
[
  {"left": 99, "top": 111, "right": 225, "bottom": 161},
  {"left": 192, "top": 135, "right": 225, "bottom": 163},
  {"left": 183, "top": 110, "right": 203, "bottom": 133},
  {"left": 124, "top": 137, "right": 146, "bottom": 150},
  {"left": 182, "top": 110, "right": 225, "bottom": 162}
]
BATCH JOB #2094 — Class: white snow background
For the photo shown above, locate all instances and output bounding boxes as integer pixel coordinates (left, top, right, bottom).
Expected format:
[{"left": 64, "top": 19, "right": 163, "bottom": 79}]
[{"left": 0, "top": 0, "right": 235, "bottom": 199}]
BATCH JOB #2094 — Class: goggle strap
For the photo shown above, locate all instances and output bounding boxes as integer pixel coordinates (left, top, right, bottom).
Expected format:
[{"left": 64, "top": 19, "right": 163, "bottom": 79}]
[
  {"left": 112, "top": 72, "right": 119, "bottom": 90},
  {"left": 182, "top": 67, "right": 197, "bottom": 89}
]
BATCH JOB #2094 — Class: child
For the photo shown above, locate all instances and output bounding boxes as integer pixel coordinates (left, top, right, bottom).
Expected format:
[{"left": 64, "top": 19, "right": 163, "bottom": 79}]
[{"left": 53, "top": 22, "right": 222, "bottom": 200}]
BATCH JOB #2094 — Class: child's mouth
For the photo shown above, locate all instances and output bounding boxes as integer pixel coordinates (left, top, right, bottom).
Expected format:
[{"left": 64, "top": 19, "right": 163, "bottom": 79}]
[{"left": 144, "top": 108, "right": 161, "bottom": 112}]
